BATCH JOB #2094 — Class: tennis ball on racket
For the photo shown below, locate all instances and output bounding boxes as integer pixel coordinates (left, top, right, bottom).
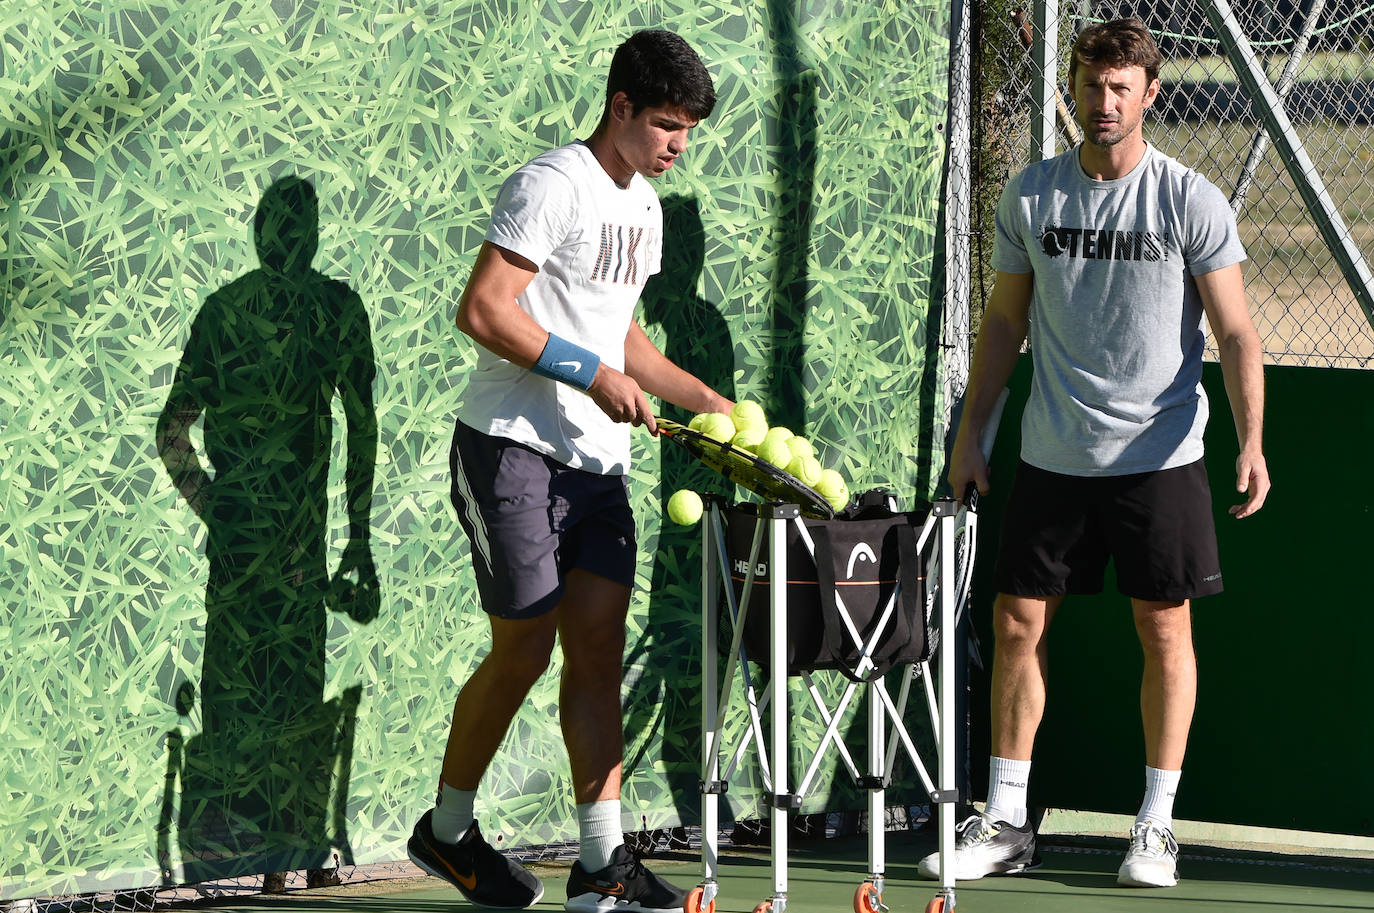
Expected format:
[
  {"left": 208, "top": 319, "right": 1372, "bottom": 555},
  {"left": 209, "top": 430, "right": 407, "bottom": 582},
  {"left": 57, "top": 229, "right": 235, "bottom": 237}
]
[
  {"left": 667, "top": 489, "right": 704, "bottom": 526},
  {"left": 786, "top": 436, "right": 815, "bottom": 461},
  {"left": 756, "top": 436, "right": 793, "bottom": 468},
  {"left": 816, "top": 468, "right": 850, "bottom": 511},
  {"left": 730, "top": 425, "right": 766, "bottom": 452},
  {"left": 697, "top": 412, "right": 736, "bottom": 443},
  {"left": 730, "top": 400, "right": 768, "bottom": 435},
  {"left": 762, "top": 426, "right": 794, "bottom": 446},
  {"left": 688, "top": 412, "right": 708, "bottom": 432},
  {"left": 786, "top": 454, "right": 823, "bottom": 487}
]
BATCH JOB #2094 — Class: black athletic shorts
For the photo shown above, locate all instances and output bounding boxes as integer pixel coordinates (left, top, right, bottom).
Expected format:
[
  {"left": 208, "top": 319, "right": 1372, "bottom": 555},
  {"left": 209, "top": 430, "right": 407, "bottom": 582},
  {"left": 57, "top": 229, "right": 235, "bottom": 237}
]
[
  {"left": 449, "top": 421, "right": 637, "bottom": 619},
  {"left": 994, "top": 458, "right": 1222, "bottom": 602}
]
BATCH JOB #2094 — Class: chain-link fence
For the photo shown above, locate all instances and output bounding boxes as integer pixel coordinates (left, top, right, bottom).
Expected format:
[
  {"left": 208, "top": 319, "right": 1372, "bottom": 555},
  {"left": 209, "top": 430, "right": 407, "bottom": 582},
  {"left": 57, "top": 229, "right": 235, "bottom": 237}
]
[{"left": 972, "top": 0, "right": 1374, "bottom": 368}]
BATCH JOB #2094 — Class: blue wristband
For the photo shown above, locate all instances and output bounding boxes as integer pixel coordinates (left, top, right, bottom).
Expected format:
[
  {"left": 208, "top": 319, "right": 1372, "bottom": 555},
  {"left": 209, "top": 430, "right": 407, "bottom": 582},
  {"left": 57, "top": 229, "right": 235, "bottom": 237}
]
[{"left": 531, "top": 333, "right": 601, "bottom": 391}]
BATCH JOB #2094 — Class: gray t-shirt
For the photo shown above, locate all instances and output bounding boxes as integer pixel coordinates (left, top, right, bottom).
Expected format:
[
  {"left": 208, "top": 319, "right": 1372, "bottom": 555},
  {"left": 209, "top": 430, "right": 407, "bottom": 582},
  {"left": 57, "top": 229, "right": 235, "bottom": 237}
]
[{"left": 993, "top": 144, "right": 1246, "bottom": 476}]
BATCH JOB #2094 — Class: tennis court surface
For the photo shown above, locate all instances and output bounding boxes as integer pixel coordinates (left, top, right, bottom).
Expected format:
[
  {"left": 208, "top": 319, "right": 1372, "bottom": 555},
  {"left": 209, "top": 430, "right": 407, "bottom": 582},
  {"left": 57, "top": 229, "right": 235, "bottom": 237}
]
[{"left": 178, "top": 826, "right": 1374, "bottom": 913}]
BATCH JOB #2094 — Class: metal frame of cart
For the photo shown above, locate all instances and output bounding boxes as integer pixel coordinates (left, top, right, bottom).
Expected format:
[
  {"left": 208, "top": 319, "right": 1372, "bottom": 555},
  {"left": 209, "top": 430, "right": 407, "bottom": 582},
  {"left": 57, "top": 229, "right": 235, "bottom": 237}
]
[{"left": 687, "top": 492, "right": 979, "bottom": 913}]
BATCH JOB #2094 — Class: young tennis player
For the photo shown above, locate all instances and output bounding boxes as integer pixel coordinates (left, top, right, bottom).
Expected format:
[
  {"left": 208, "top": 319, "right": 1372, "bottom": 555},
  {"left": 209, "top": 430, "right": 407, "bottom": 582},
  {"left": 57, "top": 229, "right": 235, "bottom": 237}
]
[
  {"left": 931, "top": 18, "right": 1269, "bottom": 889},
  {"left": 406, "top": 29, "right": 733, "bottom": 912}
]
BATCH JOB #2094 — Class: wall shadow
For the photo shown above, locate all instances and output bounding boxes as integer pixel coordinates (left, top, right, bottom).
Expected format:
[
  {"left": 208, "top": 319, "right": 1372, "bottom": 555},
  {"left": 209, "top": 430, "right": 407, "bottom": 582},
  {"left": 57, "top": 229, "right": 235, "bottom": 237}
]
[
  {"left": 154, "top": 176, "right": 378, "bottom": 885},
  {"left": 0, "top": 51, "right": 169, "bottom": 338},
  {"left": 766, "top": 0, "right": 818, "bottom": 434},
  {"left": 625, "top": 195, "right": 736, "bottom": 843}
]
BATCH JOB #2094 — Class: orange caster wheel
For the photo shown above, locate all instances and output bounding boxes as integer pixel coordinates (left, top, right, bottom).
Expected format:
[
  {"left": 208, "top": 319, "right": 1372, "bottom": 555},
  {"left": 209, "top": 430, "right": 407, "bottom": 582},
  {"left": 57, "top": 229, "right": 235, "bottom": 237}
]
[
  {"left": 752, "top": 902, "right": 772, "bottom": 913},
  {"left": 685, "top": 886, "right": 715, "bottom": 913},
  {"left": 854, "top": 881, "right": 883, "bottom": 913},
  {"left": 925, "top": 895, "right": 947, "bottom": 913}
]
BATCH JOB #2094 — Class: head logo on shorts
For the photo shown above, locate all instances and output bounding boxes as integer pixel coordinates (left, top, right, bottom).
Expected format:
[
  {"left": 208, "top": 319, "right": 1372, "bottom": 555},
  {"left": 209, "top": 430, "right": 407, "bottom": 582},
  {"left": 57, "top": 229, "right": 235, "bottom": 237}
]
[{"left": 846, "top": 543, "right": 877, "bottom": 579}]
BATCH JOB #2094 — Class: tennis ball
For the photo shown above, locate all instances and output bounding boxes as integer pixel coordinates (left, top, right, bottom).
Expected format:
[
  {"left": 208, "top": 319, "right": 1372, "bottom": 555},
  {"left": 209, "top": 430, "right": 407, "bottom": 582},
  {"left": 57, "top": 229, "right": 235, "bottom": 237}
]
[
  {"left": 730, "top": 425, "right": 766, "bottom": 452},
  {"left": 816, "top": 468, "right": 850, "bottom": 511},
  {"left": 787, "top": 454, "right": 822, "bottom": 487},
  {"left": 697, "top": 412, "right": 736, "bottom": 442},
  {"left": 762, "top": 426, "right": 794, "bottom": 446},
  {"left": 667, "top": 489, "right": 704, "bottom": 526},
  {"left": 688, "top": 412, "right": 708, "bottom": 431},
  {"left": 756, "top": 436, "right": 793, "bottom": 468},
  {"left": 730, "top": 400, "right": 767, "bottom": 435},
  {"left": 786, "top": 436, "right": 815, "bottom": 461}
]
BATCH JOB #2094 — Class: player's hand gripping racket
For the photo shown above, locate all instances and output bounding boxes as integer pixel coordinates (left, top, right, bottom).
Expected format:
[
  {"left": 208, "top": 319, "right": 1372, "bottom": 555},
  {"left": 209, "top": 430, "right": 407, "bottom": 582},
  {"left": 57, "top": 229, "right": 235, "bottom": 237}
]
[
  {"left": 961, "top": 388, "right": 1010, "bottom": 512},
  {"left": 655, "top": 418, "right": 836, "bottom": 519}
]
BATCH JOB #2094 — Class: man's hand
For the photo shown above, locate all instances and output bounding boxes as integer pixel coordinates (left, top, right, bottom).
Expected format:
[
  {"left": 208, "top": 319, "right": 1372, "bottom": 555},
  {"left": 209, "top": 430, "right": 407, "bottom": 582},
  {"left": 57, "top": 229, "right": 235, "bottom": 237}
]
[
  {"left": 587, "top": 364, "right": 657, "bottom": 433},
  {"left": 946, "top": 426, "right": 992, "bottom": 502},
  {"left": 1230, "top": 449, "right": 1270, "bottom": 518}
]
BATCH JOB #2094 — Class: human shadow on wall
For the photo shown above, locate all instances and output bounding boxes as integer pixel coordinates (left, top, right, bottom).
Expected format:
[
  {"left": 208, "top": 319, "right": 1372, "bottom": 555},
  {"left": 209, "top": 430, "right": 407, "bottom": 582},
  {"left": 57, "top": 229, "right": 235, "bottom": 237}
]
[
  {"left": 624, "top": 195, "right": 736, "bottom": 846},
  {"left": 154, "top": 176, "right": 378, "bottom": 886}
]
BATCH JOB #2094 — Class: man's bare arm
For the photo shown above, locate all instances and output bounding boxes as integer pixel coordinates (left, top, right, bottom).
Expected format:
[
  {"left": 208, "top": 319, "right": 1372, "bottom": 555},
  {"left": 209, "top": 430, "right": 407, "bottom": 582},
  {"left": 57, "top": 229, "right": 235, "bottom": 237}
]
[
  {"left": 946, "top": 270, "right": 1033, "bottom": 497},
  {"left": 1197, "top": 262, "right": 1269, "bottom": 518}
]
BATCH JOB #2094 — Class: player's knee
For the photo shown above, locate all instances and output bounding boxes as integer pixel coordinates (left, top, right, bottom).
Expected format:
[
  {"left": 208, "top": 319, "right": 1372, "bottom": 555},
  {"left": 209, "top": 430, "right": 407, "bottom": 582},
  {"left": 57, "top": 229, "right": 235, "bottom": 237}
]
[
  {"left": 486, "top": 626, "right": 557, "bottom": 684},
  {"left": 1133, "top": 601, "right": 1192, "bottom": 657},
  {"left": 560, "top": 626, "right": 625, "bottom": 674},
  {"left": 993, "top": 603, "right": 1044, "bottom": 652}
]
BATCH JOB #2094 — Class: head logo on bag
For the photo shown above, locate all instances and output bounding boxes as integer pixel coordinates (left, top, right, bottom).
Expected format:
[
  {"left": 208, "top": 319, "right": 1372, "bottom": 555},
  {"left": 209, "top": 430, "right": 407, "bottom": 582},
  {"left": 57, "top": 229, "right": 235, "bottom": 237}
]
[
  {"left": 846, "top": 543, "right": 877, "bottom": 579},
  {"left": 723, "top": 495, "right": 931, "bottom": 680},
  {"left": 733, "top": 558, "right": 768, "bottom": 578}
]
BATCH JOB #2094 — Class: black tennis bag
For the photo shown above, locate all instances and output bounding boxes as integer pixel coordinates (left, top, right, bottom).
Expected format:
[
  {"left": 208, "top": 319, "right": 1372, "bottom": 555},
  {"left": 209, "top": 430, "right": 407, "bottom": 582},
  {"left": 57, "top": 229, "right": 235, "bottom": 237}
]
[{"left": 722, "top": 490, "right": 930, "bottom": 681}]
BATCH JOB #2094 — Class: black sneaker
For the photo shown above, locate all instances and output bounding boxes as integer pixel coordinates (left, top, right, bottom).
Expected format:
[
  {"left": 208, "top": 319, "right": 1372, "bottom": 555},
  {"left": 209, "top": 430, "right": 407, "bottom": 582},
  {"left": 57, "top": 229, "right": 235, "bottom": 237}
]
[
  {"left": 564, "top": 845, "right": 686, "bottom": 913},
  {"left": 916, "top": 814, "right": 1041, "bottom": 880},
  {"left": 407, "top": 811, "right": 544, "bottom": 909}
]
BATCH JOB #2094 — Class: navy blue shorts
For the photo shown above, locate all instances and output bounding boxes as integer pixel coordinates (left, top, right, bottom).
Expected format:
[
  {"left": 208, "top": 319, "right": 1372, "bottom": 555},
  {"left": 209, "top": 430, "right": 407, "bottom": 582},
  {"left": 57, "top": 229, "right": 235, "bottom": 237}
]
[
  {"left": 994, "top": 459, "right": 1222, "bottom": 602},
  {"left": 449, "top": 422, "right": 637, "bottom": 619}
]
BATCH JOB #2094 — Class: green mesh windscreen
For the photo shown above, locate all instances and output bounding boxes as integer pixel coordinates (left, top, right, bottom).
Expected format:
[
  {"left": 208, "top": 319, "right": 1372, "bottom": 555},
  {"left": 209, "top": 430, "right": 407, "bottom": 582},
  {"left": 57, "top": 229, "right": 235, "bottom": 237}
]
[{"left": 1, "top": 0, "right": 948, "bottom": 898}]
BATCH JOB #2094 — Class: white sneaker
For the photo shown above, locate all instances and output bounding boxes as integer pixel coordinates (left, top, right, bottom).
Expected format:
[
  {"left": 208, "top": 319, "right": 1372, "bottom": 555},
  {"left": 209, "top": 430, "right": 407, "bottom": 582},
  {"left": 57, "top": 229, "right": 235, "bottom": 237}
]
[
  {"left": 1117, "top": 821, "right": 1179, "bottom": 887},
  {"left": 917, "top": 814, "right": 1040, "bottom": 881}
]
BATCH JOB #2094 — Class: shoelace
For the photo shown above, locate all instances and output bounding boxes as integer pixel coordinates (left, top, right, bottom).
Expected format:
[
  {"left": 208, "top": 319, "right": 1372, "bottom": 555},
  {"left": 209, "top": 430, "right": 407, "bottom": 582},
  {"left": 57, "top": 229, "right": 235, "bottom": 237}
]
[
  {"left": 620, "top": 852, "right": 650, "bottom": 880},
  {"left": 955, "top": 814, "right": 999, "bottom": 845},
  {"left": 1129, "top": 823, "right": 1178, "bottom": 857}
]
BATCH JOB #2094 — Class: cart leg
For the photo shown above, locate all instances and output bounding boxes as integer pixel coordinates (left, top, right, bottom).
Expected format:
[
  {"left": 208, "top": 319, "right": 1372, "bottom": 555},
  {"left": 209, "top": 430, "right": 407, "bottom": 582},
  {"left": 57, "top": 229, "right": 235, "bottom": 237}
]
[
  {"left": 700, "top": 504, "right": 722, "bottom": 902},
  {"left": 860, "top": 677, "right": 887, "bottom": 913},
  {"left": 934, "top": 500, "right": 960, "bottom": 909},
  {"left": 766, "top": 507, "right": 795, "bottom": 913}
]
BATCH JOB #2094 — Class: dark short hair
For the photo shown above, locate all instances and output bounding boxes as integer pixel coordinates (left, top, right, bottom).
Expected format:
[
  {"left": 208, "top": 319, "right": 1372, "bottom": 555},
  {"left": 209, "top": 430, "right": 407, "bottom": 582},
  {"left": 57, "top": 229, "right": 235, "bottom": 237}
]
[
  {"left": 603, "top": 29, "right": 716, "bottom": 123},
  {"left": 1069, "top": 18, "right": 1161, "bottom": 87}
]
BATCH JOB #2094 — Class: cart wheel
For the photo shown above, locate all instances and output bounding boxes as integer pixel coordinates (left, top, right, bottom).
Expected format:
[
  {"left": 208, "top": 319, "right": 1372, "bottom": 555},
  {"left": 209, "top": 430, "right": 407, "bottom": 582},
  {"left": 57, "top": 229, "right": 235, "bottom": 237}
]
[
  {"left": 924, "top": 896, "right": 946, "bottom": 913},
  {"left": 685, "top": 887, "right": 715, "bottom": 913},
  {"left": 853, "top": 881, "right": 882, "bottom": 913},
  {"left": 752, "top": 902, "right": 772, "bottom": 913}
]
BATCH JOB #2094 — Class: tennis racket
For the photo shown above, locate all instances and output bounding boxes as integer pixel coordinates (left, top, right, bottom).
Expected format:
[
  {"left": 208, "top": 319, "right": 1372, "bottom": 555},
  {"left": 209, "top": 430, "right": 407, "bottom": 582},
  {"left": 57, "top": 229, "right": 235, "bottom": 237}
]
[{"left": 655, "top": 418, "right": 835, "bottom": 519}]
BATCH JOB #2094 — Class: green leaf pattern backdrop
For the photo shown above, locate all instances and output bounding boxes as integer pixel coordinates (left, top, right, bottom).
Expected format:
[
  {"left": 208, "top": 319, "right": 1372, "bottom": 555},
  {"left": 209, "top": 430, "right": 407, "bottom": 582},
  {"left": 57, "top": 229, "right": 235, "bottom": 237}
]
[{"left": 1, "top": 0, "right": 948, "bottom": 898}]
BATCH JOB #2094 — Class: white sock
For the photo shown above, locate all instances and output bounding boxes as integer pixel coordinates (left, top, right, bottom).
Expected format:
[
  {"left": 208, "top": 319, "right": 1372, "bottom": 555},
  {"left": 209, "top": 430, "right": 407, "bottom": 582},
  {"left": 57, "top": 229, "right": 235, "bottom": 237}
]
[
  {"left": 577, "top": 799, "right": 622, "bottom": 872},
  {"left": 431, "top": 780, "right": 477, "bottom": 844},
  {"left": 984, "top": 757, "right": 1031, "bottom": 827},
  {"left": 1136, "top": 766, "right": 1181, "bottom": 830}
]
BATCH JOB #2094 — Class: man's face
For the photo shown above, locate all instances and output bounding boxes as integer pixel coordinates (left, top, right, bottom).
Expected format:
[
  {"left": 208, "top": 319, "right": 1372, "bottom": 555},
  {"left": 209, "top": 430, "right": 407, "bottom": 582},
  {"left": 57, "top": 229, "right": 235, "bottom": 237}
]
[
  {"left": 1070, "top": 60, "right": 1159, "bottom": 149},
  {"left": 608, "top": 94, "right": 698, "bottom": 179}
]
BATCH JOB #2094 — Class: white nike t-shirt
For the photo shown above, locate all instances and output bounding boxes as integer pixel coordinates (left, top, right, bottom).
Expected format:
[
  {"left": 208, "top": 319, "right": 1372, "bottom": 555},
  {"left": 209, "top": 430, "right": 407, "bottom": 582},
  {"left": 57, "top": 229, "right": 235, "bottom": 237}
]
[{"left": 457, "top": 141, "right": 662, "bottom": 475}]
